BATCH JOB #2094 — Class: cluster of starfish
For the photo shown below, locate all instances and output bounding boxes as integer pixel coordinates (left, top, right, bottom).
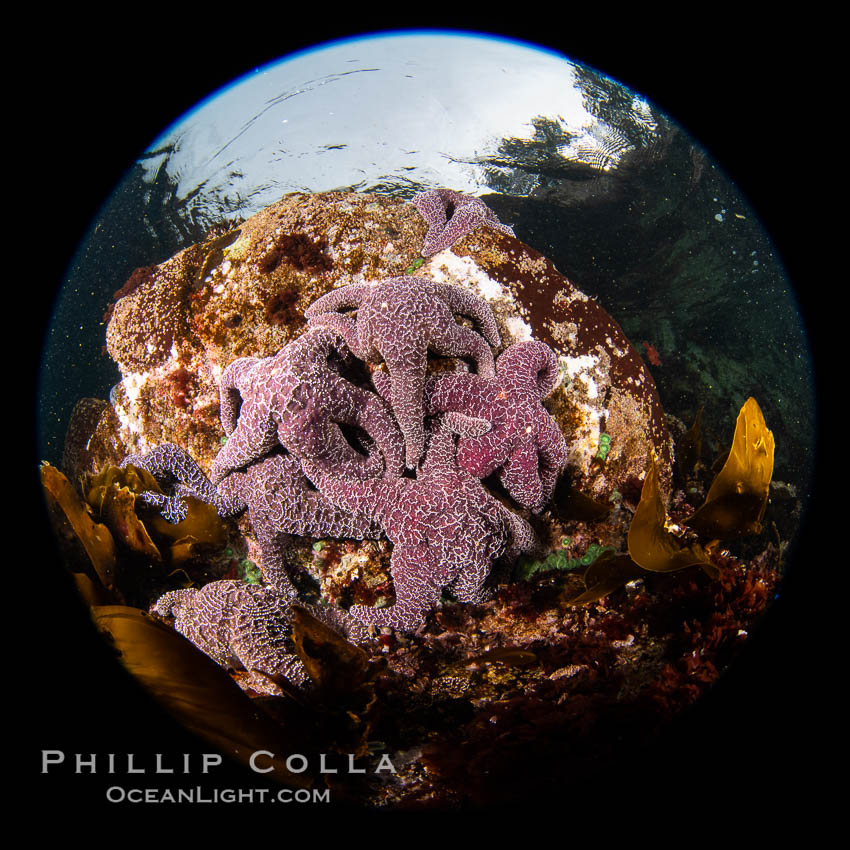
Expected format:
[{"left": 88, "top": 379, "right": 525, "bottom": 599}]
[{"left": 126, "top": 192, "right": 569, "bottom": 685}]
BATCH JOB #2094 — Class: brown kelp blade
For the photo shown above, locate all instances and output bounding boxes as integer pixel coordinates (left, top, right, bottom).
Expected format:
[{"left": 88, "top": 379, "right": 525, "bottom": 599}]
[
  {"left": 685, "top": 397, "right": 774, "bottom": 539},
  {"left": 628, "top": 455, "right": 716, "bottom": 574},
  {"left": 290, "top": 604, "right": 373, "bottom": 694},
  {"left": 92, "top": 605, "right": 312, "bottom": 787},
  {"left": 40, "top": 462, "right": 117, "bottom": 588},
  {"left": 562, "top": 553, "right": 644, "bottom": 606}
]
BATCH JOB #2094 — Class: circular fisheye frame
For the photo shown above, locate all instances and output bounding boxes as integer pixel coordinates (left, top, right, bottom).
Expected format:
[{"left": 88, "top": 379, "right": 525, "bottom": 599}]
[{"left": 37, "top": 29, "right": 814, "bottom": 809}]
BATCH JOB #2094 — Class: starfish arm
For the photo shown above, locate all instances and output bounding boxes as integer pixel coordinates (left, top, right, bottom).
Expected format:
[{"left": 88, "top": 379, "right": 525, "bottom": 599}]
[
  {"left": 442, "top": 411, "right": 492, "bottom": 439},
  {"left": 124, "top": 443, "right": 245, "bottom": 518},
  {"left": 419, "top": 417, "right": 460, "bottom": 476},
  {"left": 218, "top": 356, "right": 261, "bottom": 434},
  {"left": 423, "top": 373, "right": 483, "bottom": 415},
  {"left": 433, "top": 282, "right": 501, "bottom": 349},
  {"left": 349, "top": 543, "right": 443, "bottom": 631},
  {"left": 449, "top": 552, "right": 493, "bottom": 604},
  {"left": 386, "top": 366, "right": 428, "bottom": 469},
  {"left": 304, "top": 281, "right": 371, "bottom": 318},
  {"left": 370, "top": 368, "right": 392, "bottom": 404},
  {"left": 455, "top": 430, "right": 509, "bottom": 479},
  {"left": 305, "top": 312, "right": 364, "bottom": 358},
  {"left": 497, "top": 340, "right": 560, "bottom": 397},
  {"left": 429, "top": 323, "right": 497, "bottom": 377},
  {"left": 136, "top": 490, "right": 188, "bottom": 523},
  {"left": 347, "top": 386, "right": 406, "bottom": 477},
  {"left": 280, "top": 402, "right": 385, "bottom": 480},
  {"left": 497, "top": 504, "right": 540, "bottom": 560},
  {"left": 210, "top": 398, "right": 277, "bottom": 484},
  {"left": 242, "top": 454, "right": 380, "bottom": 598},
  {"left": 317, "top": 476, "right": 399, "bottom": 528},
  {"left": 499, "top": 440, "right": 547, "bottom": 512}
]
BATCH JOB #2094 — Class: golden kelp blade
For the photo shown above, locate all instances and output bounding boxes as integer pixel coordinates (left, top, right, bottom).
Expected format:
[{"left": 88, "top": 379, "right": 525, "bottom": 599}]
[
  {"left": 628, "top": 455, "right": 716, "bottom": 573},
  {"left": 147, "top": 497, "right": 227, "bottom": 547},
  {"left": 100, "top": 484, "right": 163, "bottom": 562},
  {"left": 83, "top": 463, "right": 163, "bottom": 513},
  {"left": 40, "top": 462, "right": 117, "bottom": 588},
  {"left": 91, "top": 605, "right": 312, "bottom": 788},
  {"left": 685, "top": 397, "right": 774, "bottom": 539}
]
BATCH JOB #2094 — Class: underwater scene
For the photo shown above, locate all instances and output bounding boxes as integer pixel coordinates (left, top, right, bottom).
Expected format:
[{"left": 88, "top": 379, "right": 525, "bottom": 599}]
[{"left": 36, "top": 31, "right": 816, "bottom": 808}]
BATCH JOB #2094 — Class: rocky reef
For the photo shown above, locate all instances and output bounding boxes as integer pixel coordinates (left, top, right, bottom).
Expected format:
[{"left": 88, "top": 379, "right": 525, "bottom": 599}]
[{"left": 47, "top": 189, "right": 788, "bottom": 807}]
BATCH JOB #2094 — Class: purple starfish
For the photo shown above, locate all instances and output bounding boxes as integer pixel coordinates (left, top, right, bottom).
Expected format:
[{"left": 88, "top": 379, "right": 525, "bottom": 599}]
[
  {"left": 410, "top": 188, "right": 515, "bottom": 256},
  {"left": 313, "top": 418, "right": 538, "bottom": 632},
  {"left": 305, "top": 276, "right": 501, "bottom": 469},
  {"left": 153, "top": 580, "right": 372, "bottom": 694},
  {"left": 122, "top": 443, "right": 380, "bottom": 600},
  {"left": 423, "top": 340, "right": 569, "bottom": 512},
  {"left": 123, "top": 442, "right": 245, "bottom": 523},
  {"left": 218, "top": 452, "right": 381, "bottom": 599},
  {"left": 210, "top": 326, "right": 404, "bottom": 485},
  {"left": 153, "top": 581, "right": 311, "bottom": 692}
]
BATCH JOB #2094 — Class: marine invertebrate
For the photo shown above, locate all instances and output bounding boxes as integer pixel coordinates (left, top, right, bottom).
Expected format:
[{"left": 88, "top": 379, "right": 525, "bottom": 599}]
[
  {"left": 210, "top": 325, "right": 405, "bottom": 484},
  {"left": 594, "top": 432, "right": 612, "bottom": 463},
  {"left": 517, "top": 541, "right": 616, "bottom": 580},
  {"left": 122, "top": 443, "right": 244, "bottom": 523},
  {"left": 410, "top": 188, "right": 515, "bottom": 256},
  {"left": 120, "top": 443, "right": 381, "bottom": 599},
  {"left": 423, "top": 340, "right": 569, "bottom": 511},
  {"left": 153, "top": 580, "right": 310, "bottom": 693},
  {"left": 217, "top": 452, "right": 382, "bottom": 598},
  {"left": 305, "top": 275, "right": 501, "bottom": 468},
  {"left": 313, "top": 418, "right": 538, "bottom": 631}
]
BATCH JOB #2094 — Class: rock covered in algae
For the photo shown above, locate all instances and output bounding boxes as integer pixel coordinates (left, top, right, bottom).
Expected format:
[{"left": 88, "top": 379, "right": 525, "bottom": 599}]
[{"left": 84, "top": 191, "right": 671, "bottom": 504}]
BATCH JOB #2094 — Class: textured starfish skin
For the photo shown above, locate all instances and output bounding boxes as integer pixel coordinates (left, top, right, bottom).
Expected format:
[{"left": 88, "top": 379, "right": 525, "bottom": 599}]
[
  {"left": 424, "top": 340, "right": 570, "bottom": 512},
  {"left": 305, "top": 276, "right": 501, "bottom": 468},
  {"left": 210, "top": 326, "right": 404, "bottom": 485},
  {"left": 153, "top": 581, "right": 310, "bottom": 692},
  {"left": 316, "top": 420, "right": 537, "bottom": 631},
  {"left": 411, "top": 188, "right": 515, "bottom": 256},
  {"left": 123, "top": 444, "right": 380, "bottom": 599},
  {"left": 123, "top": 443, "right": 245, "bottom": 522},
  {"left": 152, "top": 580, "right": 373, "bottom": 694},
  {"left": 218, "top": 452, "right": 381, "bottom": 599}
]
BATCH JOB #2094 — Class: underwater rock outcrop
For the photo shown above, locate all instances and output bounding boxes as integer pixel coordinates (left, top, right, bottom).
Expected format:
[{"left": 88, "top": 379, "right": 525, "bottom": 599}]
[
  {"left": 47, "top": 189, "right": 787, "bottom": 806},
  {"left": 73, "top": 191, "right": 671, "bottom": 629},
  {"left": 72, "top": 191, "right": 672, "bottom": 502}
]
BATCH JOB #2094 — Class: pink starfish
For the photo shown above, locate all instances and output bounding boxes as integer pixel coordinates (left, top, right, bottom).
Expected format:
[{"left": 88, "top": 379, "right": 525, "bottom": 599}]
[
  {"left": 424, "top": 340, "right": 569, "bottom": 512},
  {"left": 411, "top": 188, "right": 515, "bottom": 256},
  {"left": 210, "top": 326, "right": 404, "bottom": 485}
]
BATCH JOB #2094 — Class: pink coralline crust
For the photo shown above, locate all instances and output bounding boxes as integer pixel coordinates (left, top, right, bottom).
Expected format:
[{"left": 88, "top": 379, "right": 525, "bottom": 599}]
[
  {"left": 305, "top": 276, "right": 501, "bottom": 469},
  {"left": 411, "top": 189, "right": 516, "bottom": 256},
  {"left": 210, "top": 325, "right": 405, "bottom": 485},
  {"left": 314, "top": 419, "right": 538, "bottom": 632},
  {"left": 423, "top": 340, "right": 569, "bottom": 513}
]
